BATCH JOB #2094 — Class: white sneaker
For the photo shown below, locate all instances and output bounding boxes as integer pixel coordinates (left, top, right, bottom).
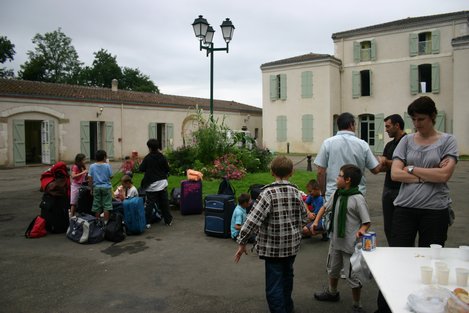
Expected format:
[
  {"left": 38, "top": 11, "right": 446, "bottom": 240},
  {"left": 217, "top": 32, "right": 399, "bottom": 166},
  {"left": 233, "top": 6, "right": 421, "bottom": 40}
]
[{"left": 146, "top": 224, "right": 151, "bottom": 229}]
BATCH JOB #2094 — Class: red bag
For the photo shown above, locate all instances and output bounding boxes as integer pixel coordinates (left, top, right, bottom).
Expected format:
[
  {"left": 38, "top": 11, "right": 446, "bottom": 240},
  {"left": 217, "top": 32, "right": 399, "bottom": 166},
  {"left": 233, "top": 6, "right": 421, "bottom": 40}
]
[{"left": 25, "top": 215, "right": 47, "bottom": 238}]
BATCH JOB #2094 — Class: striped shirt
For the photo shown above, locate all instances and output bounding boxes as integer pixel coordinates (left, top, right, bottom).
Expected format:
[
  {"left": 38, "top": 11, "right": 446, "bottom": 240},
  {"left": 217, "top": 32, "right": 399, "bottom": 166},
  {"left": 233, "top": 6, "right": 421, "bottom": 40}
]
[{"left": 237, "top": 181, "right": 308, "bottom": 258}]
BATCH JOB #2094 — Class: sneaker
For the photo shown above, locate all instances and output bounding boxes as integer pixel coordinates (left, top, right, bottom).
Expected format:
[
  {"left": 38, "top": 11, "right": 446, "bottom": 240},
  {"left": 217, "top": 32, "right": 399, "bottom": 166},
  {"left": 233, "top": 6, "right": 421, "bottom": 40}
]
[
  {"left": 321, "top": 233, "right": 329, "bottom": 241},
  {"left": 165, "top": 219, "right": 173, "bottom": 226},
  {"left": 146, "top": 224, "right": 151, "bottom": 229},
  {"left": 351, "top": 306, "right": 367, "bottom": 313},
  {"left": 314, "top": 290, "right": 340, "bottom": 302}
]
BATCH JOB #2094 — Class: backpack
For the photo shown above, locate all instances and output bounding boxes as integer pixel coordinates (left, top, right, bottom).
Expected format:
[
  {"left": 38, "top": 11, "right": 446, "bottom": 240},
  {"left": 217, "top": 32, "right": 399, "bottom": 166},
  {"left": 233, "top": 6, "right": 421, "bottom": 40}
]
[
  {"left": 25, "top": 215, "right": 47, "bottom": 238},
  {"left": 67, "top": 214, "right": 104, "bottom": 244},
  {"left": 218, "top": 177, "right": 236, "bottom": 196},
  {"left": 104, "top": 212, "right": 125, "bottom": 243},
  {"left": 169, "top": 187, "right": 181, "bottom": 207},
  {"left": 248, "top": 184, "right": 265, "bottom": 202}
]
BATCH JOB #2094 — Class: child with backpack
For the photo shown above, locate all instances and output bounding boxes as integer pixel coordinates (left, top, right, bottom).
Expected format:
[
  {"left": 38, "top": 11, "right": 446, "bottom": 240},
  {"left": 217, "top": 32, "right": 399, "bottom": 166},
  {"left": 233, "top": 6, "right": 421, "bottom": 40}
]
[
  {"left": 88, "top": 150, "right": 113, "bottom": 223},
  {"left": 234, "top": 156, "right": 308, "bottom": 313}
]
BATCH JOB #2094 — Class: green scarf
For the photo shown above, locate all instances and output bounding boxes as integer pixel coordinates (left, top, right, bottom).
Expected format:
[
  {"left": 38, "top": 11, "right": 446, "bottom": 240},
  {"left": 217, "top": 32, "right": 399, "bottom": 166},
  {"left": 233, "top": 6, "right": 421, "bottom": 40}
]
[{"left": 330, "top": 187, "right": 361, "bottom": 238}]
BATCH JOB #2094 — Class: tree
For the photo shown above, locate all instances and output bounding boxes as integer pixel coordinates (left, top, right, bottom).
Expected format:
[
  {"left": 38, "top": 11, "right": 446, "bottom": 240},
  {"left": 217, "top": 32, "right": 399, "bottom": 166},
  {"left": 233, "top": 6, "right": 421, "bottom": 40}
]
[
  {"left": 0, "top": 35, "right": 16, "bottom": 78},
  {"left": 78, "top": 49, "right": 122, "bottom": 88},
  {"left": 121, "top": 67, "right": 159, "bottom": 93},
  {"left": 18, "top": 28, "right": 82, "bottom": 83}
]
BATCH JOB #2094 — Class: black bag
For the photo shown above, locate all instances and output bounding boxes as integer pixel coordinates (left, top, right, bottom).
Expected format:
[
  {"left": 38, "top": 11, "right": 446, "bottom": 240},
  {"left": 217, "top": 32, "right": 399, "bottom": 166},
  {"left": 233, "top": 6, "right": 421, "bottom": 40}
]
[
  {"left": 217, "top": 177, "right": 236, "bottom": 196},
  {"left": 76, "top": 184, "right": 93, "bottom": 215},
  {"left": 67, "top": 214, "right": 104, "bottom": 244},
  {"left": 169, "top": 187, "right": 181, "bottom": 207},
  {"left": 40, "top": 193, "right": 69, "bottom": 233},
  {"left": 248, "top": 184, "right": 265, "bottom": 202},
  {"left": 104, "top": 212, "right": 125, "bottom": 242}
]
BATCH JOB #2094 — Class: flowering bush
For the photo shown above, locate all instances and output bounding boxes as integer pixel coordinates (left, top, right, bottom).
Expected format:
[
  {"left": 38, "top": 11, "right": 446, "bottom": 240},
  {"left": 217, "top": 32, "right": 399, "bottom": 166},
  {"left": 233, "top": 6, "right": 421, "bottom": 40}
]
[{"left": 209, "top": 153, "right": 246, "bottom": 180}]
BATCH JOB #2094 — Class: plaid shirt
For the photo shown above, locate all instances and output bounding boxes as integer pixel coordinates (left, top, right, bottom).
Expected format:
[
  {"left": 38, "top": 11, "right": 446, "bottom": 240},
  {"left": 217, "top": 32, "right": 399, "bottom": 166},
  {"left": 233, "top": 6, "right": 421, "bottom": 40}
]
[{"left": 237, "top": 180, "right": 308, "bottom": 258}]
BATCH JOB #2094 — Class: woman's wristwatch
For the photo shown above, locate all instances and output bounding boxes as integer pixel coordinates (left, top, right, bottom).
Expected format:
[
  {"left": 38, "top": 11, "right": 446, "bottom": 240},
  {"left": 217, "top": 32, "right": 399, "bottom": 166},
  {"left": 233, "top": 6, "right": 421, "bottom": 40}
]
[{"left": 407, "top": 165, "right": 415, "bottom": 174}]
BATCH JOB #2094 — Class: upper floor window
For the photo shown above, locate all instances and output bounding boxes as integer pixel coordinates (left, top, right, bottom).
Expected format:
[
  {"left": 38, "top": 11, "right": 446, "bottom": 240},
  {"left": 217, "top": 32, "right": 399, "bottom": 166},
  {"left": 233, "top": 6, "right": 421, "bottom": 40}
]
[
  {"left": 410, "top": 63, "right": 440, "bottom": 95},
  {"left": 270, "top": 74, "right": 287, "bottom": 100},
  {"left": 352, "top": 70, "right": 372, "bottom": 98},
  {"left": 353, "top": 39, "right": 376, "bottom": 62},
  {"left": 409, "top": 30, "right": 440, "bottom": 56}
]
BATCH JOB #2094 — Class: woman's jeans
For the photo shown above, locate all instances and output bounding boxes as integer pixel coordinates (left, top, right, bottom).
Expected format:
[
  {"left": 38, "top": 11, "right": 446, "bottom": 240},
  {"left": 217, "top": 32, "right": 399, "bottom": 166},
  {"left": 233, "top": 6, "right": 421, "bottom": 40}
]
[{"left": 264, "top": 256, "right": 296, "bottom": 313}]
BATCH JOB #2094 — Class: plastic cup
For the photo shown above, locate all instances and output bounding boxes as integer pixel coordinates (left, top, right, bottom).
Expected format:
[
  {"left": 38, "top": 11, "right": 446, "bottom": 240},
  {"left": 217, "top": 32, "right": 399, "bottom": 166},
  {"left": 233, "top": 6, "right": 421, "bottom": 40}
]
[
  {"left": 459, "top": 246, "right": 469, "bottom": 261},
  {"left": 430, "top": 244, "right": 442, "bottom": 259},
  {"left": 436, "top": 267, "right": 449, "bottom": 285},
  {"left": 455, "top": 268, "right": 469, "bottom": 287},
  {"left": 434, "top": 261, "right": 448, "bottom": 270},
  {"left": 420, "top": 266, "right": 433, "bottom": 285}
]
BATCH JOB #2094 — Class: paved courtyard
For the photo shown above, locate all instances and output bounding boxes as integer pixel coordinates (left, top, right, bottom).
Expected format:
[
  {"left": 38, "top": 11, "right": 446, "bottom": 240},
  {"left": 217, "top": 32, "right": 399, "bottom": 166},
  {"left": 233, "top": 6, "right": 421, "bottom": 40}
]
[{"left": 0, "top": 158, "right": 467, "bottom": 313}]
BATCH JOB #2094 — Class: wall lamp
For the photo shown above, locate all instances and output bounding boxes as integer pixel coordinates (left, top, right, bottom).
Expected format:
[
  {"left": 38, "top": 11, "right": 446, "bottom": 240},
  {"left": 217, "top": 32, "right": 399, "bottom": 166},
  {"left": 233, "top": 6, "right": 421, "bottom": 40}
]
[{"left": 97, "top": 107, "right": 103, "bottom": 118}]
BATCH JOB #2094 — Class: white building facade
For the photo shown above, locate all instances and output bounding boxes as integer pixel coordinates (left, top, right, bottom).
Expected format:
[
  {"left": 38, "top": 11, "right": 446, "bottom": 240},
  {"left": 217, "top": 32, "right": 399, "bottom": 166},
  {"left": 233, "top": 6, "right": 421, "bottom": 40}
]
[
  {"left": 261, "top": 11, "right": 469, "bottom": 155},
  {"left": 0, "top": 79, "right": 262, "bottom": 167}
]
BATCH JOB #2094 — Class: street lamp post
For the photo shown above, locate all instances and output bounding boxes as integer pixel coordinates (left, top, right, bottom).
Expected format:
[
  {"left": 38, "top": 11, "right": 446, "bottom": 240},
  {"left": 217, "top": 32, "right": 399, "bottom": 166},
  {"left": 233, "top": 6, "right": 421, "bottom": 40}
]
[{"left": 192, "top": 15, "right": 235, "bottom": 121}]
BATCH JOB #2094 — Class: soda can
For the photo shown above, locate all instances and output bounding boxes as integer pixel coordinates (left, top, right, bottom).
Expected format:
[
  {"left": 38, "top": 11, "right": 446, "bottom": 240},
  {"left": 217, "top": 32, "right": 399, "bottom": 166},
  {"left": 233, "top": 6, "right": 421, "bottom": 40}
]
[
  {"left": 368, "top": 231, "right": 377, "bottom": 250},
  {"left": 362, "top": 233, "right": 373, "bottom": 251}
]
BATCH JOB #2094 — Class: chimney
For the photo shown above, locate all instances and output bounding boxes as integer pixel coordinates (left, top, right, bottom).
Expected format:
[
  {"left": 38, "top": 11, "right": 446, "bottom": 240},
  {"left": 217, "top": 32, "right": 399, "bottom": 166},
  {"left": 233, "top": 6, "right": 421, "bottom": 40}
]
[{"left": 111, "top": 79, "right": 118, "bottom": 92}]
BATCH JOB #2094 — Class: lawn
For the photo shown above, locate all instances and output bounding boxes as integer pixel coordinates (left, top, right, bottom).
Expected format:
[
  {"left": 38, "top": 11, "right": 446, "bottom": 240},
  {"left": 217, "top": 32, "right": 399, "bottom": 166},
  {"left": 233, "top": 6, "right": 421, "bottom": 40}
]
[{"left": 112, "top": 169, "right": 317, "bottom": 200}]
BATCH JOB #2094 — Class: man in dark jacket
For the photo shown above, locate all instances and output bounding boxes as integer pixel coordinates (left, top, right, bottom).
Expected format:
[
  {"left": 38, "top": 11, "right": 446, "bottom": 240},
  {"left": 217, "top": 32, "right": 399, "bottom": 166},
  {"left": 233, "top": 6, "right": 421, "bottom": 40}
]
[{"left": 139, "top": 139, "right": 173, "bottom": 227}]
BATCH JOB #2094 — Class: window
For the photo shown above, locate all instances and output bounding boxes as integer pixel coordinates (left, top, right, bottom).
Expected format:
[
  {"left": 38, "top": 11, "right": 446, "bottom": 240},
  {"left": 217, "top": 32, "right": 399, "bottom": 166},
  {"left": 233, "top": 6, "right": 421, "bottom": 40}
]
[
  {"left": 409, "top": 30, "right": 440, "bottom": 56},
  {"left": 352, "top": 70, "right": 372, "bottom": 98},
  {"left": 353, "top": 39, "right": 376, "bottom": 62},
  {"left": 418, "top": 32, "right": 432, "bottom": 55},
  {"left": 301, "top": 71, "right": 313, "bottom": 98},
  {"left": 359, "top": 114, "right": 375, "bottom": 146},
  {"left": 301, "top": 114, "right": 313, "bottom": 142},
  {"left": 269, "top": 74, "right": 287, "bottom": 100},
  {"left": 410, "top": 63, "right": 440, "bottom": 95},
  {"left": 276, "top": 115, "right": 287, "bottom": 142}
]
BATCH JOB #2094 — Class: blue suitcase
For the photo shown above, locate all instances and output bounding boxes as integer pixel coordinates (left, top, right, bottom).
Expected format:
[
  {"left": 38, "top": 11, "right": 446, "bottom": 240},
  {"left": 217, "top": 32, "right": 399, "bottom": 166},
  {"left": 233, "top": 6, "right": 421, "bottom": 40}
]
[
  {"left": 180, "top": 180, "right": 203, "bottom": 215},
  {"left": 204, "top": 194, "right": 235, "bottom": 238},
  {"left": 123, "top": 197, "right": 146, "bottom": 235}
]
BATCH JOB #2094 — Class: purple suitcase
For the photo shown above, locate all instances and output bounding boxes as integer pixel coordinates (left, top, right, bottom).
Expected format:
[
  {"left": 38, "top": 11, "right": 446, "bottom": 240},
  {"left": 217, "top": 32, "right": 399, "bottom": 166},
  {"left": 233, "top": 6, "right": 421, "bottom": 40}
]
[{"left": 180, "top": 180, "right": 203, "bottom": 215}]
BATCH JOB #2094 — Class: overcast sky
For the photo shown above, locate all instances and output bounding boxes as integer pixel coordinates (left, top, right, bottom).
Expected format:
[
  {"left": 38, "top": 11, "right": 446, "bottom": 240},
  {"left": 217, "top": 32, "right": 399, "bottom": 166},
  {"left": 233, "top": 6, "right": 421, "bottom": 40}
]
[{"left": 1, "top": 0, "right": 467, "bottom": 107}]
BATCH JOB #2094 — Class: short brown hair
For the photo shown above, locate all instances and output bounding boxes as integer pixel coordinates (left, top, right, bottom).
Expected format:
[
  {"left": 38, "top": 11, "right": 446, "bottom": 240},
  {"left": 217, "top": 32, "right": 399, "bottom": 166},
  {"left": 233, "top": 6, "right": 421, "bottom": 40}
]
[
  {"left": 340, "top": 164, "right": 362, "bottom": 188},
  {"left": 121, "top": 175, "right": 132, "bottom": 183},
  {"left": 307, "top": 179, "right": 320, "bottom": 189},
  {"left": 270, "top": 156, "right": 293, "bottom": 179},
  {"left": 238, "top": 193, "right": 251, "bottom": 205}
]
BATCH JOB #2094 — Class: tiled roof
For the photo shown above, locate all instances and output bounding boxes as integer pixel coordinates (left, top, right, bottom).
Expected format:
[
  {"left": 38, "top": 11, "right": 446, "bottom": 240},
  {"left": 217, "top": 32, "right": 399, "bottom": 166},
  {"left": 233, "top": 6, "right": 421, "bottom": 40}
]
[
  {"left": 0, "top": 79, "right": 262, "bottom": 114},
  {"left": 261, "top": 53, "right": 341, "bottom": 69},
  {"left": 332, "top": 11, "right": 469, "bottom": 40}
]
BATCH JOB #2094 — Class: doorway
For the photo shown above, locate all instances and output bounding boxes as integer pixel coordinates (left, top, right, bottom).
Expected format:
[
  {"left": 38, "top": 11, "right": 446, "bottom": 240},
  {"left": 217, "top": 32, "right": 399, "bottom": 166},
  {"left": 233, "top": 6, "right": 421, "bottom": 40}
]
[{"left": 25, "top": 120, "right": 42, "bottom": 164}]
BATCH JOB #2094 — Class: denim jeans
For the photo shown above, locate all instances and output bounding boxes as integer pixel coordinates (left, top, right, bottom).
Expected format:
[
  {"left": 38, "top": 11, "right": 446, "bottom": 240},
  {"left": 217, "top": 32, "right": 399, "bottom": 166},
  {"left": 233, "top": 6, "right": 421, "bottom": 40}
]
[{"left": 264, "top": 256, "right": 296, "bottom": 313}]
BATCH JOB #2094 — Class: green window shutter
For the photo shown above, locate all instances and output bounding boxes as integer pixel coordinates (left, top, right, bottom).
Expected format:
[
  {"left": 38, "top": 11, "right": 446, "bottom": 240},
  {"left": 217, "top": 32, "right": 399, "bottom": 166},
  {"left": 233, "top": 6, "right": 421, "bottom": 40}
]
[
  {"left": 353, "top": 41, "right": 360, "bottom": 63},
  {"left": 270, "top": 75, "right": 278, "bottom": 100},
  {"left": 80, "top": 121, "right": 90, "bottom": 157},
  {"left": 410, "top": 64, "right": 419, "bottom": 95},
  {"left": 280, "top": 74, "right": 287, "bottom": 100},
  {"left": 369, "top": 70, "right": 373, "bottom": 96},
  {"left": 148, "top": 122, "right": 157, "bottom": 138},
  {"left": 13, "top": 119, "right": 26, "bottom": 167},
  {"left": 432, "top": 63, "right": 440, "bottom": 94},
  {"left": 374, "top": 113, "right": 384, "bottom": 154},
  {"left": 352, "top": 71, "right": 360, "bottom": 98},
  {"left": 302, "top": 114, "right": 314, "bottom": 142},
  {"left": 432, "top": 30, "right": 440, "bottom": 54},
  {"left": 370, "top": 39, "right": 376, "bottom": 61},
  {"left": 409, "top": 33, "right": 418, "bottom": 57},
  {"left": 435, "top": 111, "right": 445, "bottom": 132},
  {"left": 166, "top": 123, "right": 174, "bottom": 150},
  {"left": 404, "top": 112, "right": 414, "bottom": 134},
  {"left": 276, "top": 116, "right": 287, "bottom": 142},
  {"left": 105, "top": 121, "right": 114, "bottom": 160},
  {"left": 301, "top": 71, "right": 313, "bottom": 98},
  {"left": 48, "top": 120, "right": 56, "bottom": 164}
]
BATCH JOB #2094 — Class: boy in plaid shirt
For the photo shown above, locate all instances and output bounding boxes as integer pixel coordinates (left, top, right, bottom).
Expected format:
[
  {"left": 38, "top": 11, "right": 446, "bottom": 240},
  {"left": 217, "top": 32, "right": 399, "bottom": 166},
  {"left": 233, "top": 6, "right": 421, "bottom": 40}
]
[{"left": 235, "top": 156, "right": 308, "bottom": 313}]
